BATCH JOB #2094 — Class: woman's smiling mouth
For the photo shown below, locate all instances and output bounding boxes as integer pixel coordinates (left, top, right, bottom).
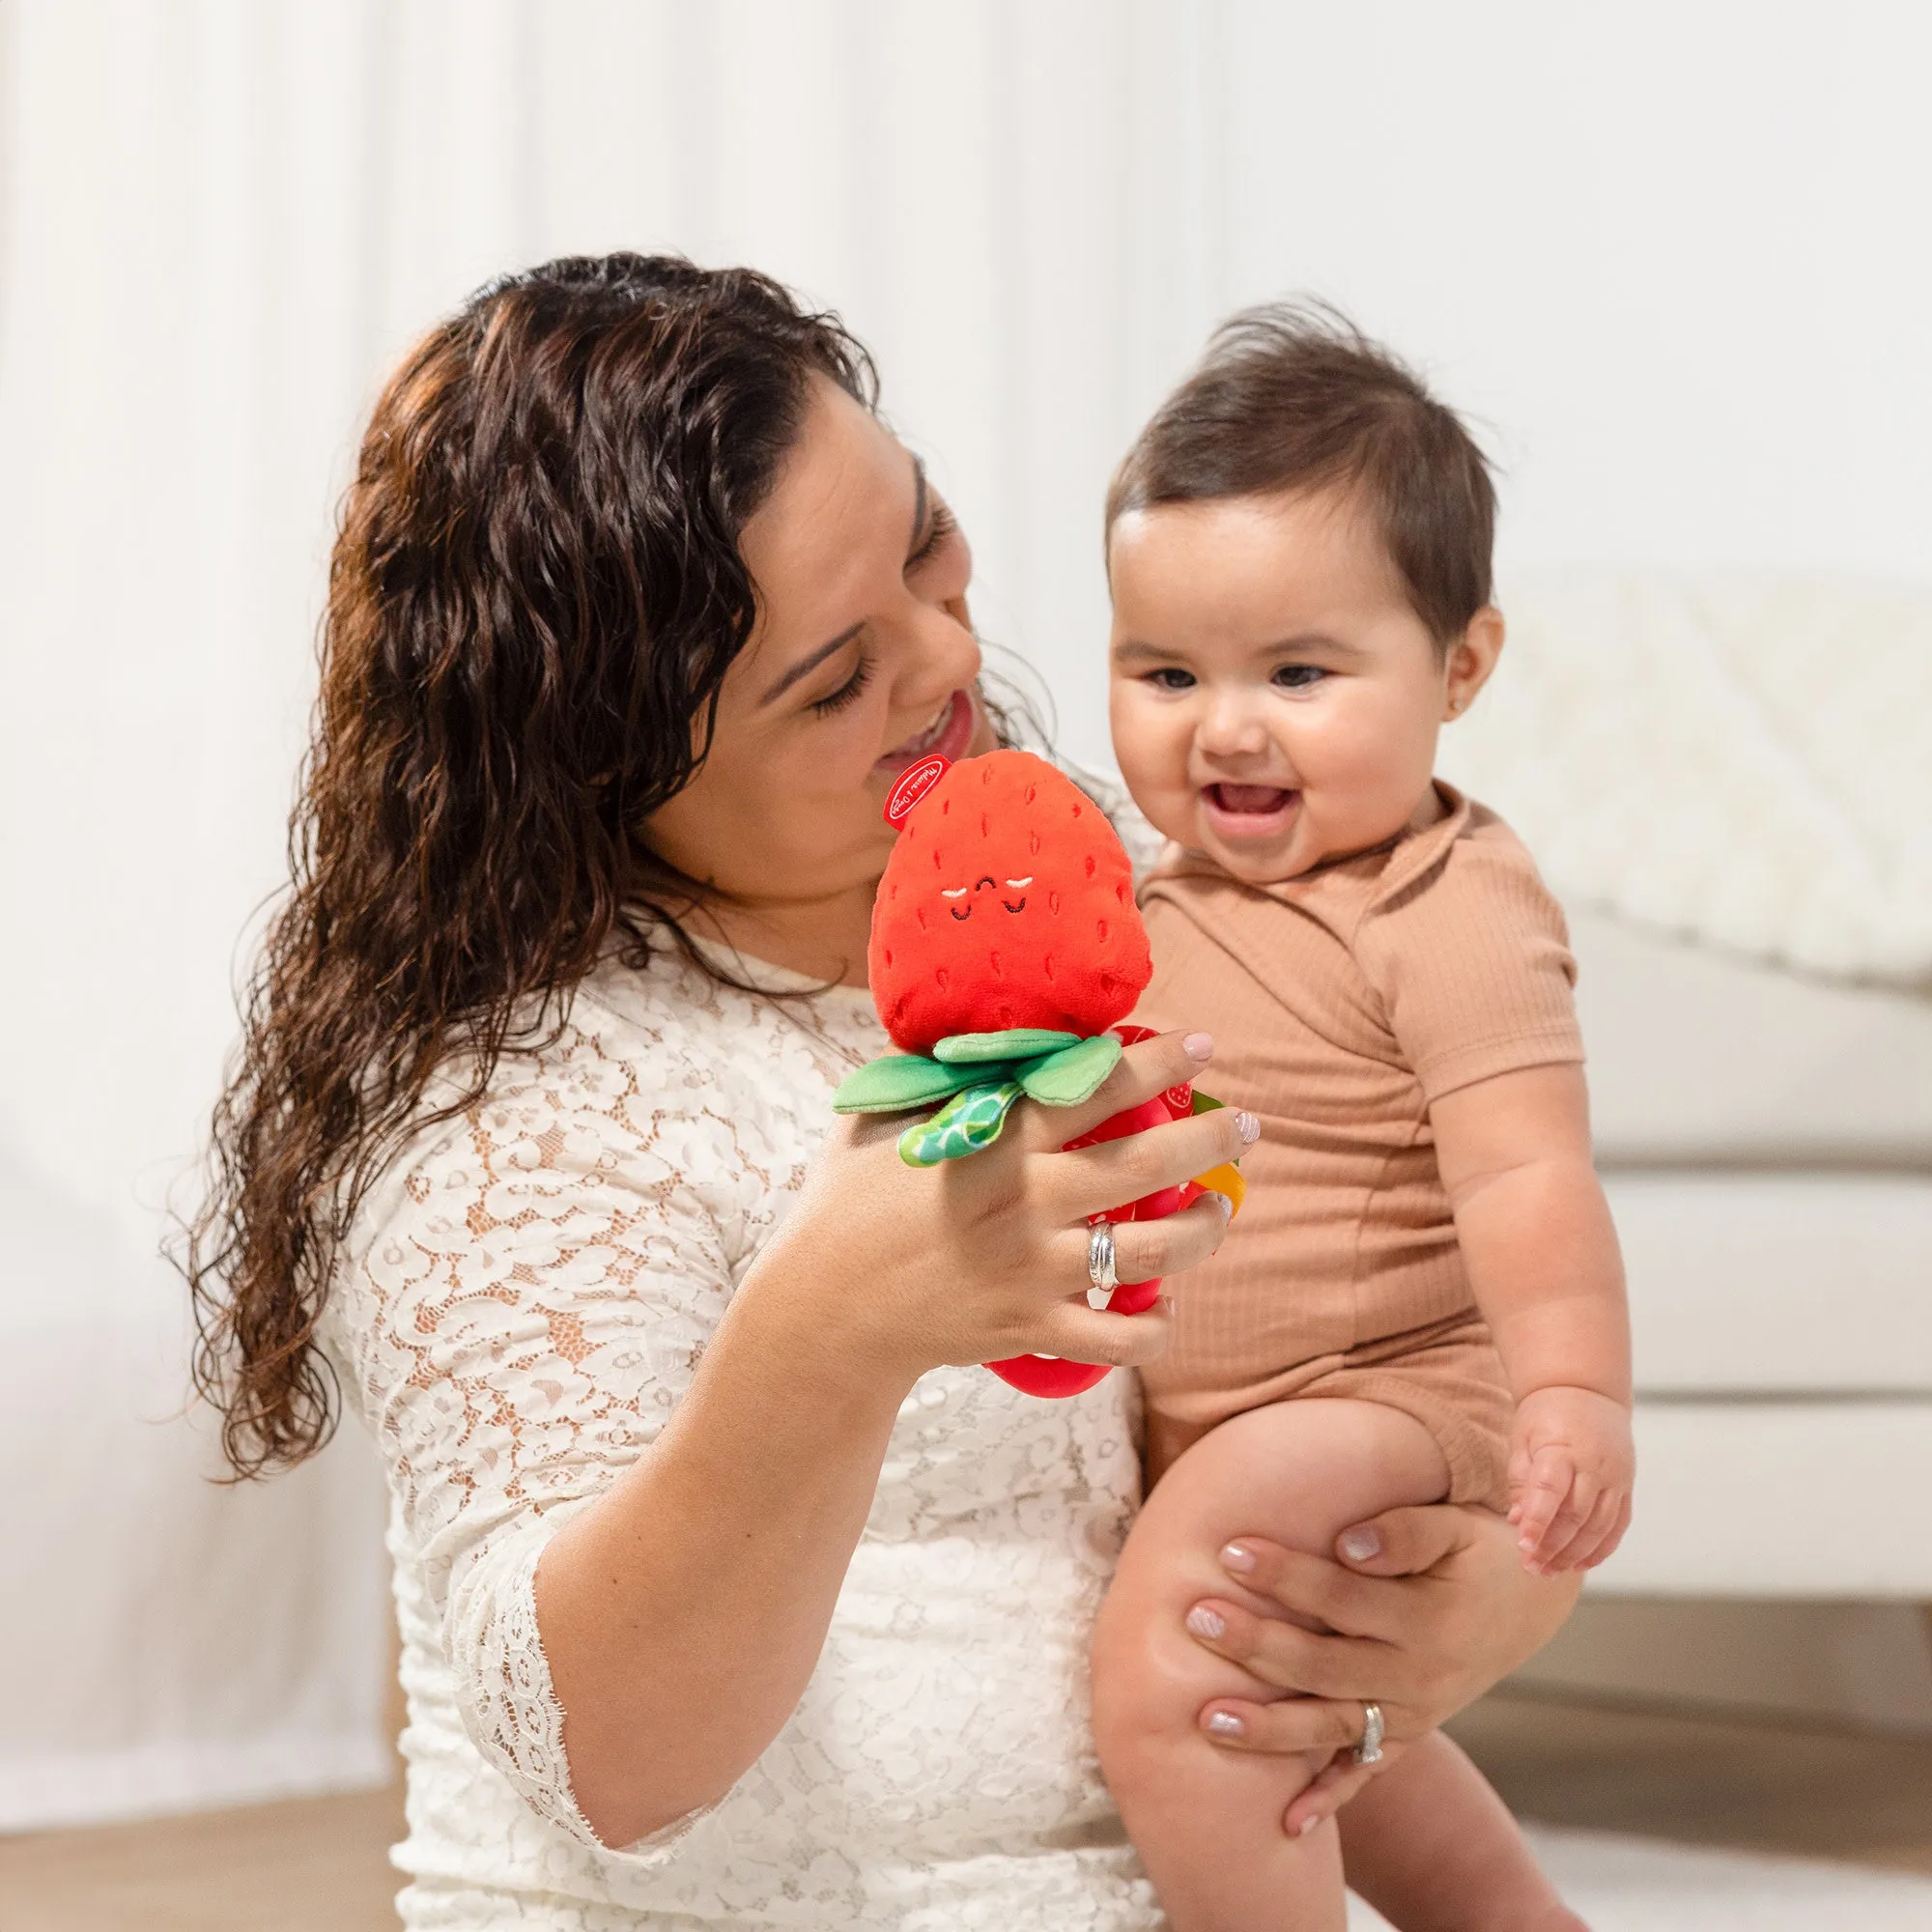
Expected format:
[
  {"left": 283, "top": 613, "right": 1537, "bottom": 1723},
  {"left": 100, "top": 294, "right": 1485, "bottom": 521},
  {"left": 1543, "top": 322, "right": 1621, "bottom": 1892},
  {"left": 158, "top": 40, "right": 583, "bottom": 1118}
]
[{"left": 876, "top": 688, "right": 976, "bottom": 775}]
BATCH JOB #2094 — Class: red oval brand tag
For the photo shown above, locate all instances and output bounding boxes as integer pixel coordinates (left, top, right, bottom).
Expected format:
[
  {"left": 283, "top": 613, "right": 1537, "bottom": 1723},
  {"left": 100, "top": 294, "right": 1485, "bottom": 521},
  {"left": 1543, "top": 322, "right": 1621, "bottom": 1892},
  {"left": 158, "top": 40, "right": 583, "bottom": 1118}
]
[{"left": 883, "top": 753, "right": 952, "bottom": 828}]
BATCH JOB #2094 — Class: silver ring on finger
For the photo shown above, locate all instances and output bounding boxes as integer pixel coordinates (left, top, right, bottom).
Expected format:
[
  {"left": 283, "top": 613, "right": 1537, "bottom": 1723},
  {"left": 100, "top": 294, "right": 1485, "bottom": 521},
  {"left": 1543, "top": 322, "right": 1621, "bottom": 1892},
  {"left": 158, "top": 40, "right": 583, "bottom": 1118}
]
[
  {"left": 1087, "top": 1219, "right": 1120, "bottom": 1300},
  {"left": 1352, "top": 1701, "right": 1385, "bottom": 1766}
]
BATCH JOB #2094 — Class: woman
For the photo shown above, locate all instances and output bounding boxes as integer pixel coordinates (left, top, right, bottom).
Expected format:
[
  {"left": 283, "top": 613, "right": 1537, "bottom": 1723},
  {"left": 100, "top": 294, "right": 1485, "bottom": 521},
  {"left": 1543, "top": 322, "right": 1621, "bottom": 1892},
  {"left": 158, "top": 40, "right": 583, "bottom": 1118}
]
[{"left": 188, "top": 255, "right": 1576, "bottom": 1929}]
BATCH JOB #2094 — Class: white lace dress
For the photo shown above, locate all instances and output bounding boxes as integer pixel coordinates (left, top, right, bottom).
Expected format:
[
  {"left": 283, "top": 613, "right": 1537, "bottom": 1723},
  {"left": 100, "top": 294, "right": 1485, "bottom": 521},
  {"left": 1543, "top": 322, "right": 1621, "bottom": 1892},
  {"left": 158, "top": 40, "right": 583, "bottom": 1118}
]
[{"left": 321, "top": 941, "right": 1161, "bottom": 1929}]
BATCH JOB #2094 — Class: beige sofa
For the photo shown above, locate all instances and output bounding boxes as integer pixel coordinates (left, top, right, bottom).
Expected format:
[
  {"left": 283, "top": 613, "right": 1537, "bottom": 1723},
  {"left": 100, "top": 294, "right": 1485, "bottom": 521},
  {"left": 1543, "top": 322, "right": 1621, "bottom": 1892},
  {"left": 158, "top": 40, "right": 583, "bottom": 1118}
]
[{"left": 1568, "top": 905, "right": 1932, "bottom": 1599}]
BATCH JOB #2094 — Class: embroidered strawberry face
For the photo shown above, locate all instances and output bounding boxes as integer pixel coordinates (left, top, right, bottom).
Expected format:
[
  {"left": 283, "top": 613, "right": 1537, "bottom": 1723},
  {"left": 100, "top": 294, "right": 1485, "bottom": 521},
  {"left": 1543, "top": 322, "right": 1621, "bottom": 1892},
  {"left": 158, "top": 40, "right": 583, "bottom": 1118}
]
[{"left": 870, "top": 750, "right": 1152, "bottom": 1053}]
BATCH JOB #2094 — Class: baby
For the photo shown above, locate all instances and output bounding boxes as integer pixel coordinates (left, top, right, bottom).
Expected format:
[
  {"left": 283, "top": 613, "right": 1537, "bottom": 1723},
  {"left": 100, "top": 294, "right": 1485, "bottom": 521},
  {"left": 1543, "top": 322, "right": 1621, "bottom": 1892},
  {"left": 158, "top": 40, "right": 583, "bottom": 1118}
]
[{"left": 1089, "top": 307, "right": 1633, "bottom": 1931}]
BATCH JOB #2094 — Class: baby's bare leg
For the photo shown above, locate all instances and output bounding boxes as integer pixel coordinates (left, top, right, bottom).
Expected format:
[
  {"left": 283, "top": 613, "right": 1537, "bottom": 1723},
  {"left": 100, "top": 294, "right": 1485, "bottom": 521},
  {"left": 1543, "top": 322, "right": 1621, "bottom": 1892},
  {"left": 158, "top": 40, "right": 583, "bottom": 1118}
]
[
  {"left": 1094, "top": 1399, "right": 1567, "bottom": 1932},
  {"left": 1094, "top": 1400, "right": 1447, "bottom": 1931},
  {"left": 1339, "top": 1730, "right": 1586, "bottom": 1931}
]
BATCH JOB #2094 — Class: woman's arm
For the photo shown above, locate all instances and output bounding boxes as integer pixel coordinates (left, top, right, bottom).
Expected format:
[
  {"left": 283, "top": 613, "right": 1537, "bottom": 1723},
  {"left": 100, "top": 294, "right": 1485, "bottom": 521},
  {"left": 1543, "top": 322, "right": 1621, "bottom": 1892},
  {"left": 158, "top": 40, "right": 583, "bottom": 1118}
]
[
  {"left": 537, "top": 1028, "right": 1251, "bottom": 1848},
  {"left": 531, "top": 1249, "right": 907, "bottom": 1845},
  {"left": 1175, "top": 1502, "right": 1579, "bottom": 1833}
]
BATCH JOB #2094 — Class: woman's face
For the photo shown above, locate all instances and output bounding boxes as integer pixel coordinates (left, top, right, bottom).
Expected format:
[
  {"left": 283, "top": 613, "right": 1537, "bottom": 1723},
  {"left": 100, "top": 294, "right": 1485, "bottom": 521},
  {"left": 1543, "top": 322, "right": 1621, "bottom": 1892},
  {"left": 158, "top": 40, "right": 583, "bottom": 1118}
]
[{"left": 644, "top": 376, "right": 994, "bottom": 942}]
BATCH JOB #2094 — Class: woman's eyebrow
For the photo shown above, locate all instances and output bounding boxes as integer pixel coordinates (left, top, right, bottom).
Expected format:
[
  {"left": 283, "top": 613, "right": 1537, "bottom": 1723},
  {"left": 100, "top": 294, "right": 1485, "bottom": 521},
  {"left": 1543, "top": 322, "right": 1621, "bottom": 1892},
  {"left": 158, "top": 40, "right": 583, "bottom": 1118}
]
[{"left": 760, "top": 624, "right": 863, "bottom": 706}]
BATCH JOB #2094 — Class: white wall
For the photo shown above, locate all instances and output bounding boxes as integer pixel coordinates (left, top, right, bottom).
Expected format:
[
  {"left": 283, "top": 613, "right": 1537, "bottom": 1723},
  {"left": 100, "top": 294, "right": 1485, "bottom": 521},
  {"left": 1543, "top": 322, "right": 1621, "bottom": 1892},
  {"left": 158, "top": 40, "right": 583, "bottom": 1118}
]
[
  {"left": 2, "top": 0, "right": 1926, "bottom": 1823},
  {"left": 1218, "top": 3, "right": 1932, "bottom": 586}
]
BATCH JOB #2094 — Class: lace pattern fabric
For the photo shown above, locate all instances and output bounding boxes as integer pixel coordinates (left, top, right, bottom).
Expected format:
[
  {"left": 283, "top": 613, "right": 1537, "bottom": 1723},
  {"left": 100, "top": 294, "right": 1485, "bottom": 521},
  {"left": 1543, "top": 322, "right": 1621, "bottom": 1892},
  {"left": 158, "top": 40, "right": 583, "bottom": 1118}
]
[{"left": 323, "top": 942, "right": 1160, "bottom": 1928}]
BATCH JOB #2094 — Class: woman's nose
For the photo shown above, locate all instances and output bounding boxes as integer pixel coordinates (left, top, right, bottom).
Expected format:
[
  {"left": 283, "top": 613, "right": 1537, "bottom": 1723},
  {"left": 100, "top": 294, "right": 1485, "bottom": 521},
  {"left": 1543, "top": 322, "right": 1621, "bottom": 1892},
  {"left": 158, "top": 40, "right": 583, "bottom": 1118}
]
[{"left": 895, "top": 596, "right": 982, "bottom": 703}]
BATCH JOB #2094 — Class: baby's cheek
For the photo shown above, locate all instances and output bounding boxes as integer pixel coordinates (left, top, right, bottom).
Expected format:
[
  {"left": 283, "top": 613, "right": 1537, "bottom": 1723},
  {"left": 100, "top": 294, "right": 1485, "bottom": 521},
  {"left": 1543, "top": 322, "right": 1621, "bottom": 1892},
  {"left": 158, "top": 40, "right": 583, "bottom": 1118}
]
[{"left": 1112, "top": 724, "right": 1194, "bottom": 839}]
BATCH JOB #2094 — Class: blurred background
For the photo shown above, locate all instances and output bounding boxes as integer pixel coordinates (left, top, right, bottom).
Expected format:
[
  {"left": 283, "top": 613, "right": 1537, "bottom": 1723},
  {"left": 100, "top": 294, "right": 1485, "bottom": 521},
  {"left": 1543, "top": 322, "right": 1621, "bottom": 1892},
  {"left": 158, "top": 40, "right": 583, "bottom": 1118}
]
[{"left": 3, "top": 3, "right": 1929, "bottom": 1925}]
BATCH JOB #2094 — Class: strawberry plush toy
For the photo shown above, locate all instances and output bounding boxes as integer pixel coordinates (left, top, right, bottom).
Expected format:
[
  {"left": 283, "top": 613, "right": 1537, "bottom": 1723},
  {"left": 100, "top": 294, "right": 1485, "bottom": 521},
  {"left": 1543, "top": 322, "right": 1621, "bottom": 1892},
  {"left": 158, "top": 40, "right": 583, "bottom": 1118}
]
[{"left": 833, "top": 749, "right": 1243, "bottom": 1399}]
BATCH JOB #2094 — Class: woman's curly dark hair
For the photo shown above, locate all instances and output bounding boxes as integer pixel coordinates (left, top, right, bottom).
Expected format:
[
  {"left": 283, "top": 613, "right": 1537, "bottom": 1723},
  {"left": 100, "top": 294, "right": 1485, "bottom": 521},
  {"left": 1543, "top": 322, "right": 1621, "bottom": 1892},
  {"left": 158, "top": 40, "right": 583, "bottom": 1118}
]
[{"left": 183, "top": 254, "right": 888, "bottom": 1476}]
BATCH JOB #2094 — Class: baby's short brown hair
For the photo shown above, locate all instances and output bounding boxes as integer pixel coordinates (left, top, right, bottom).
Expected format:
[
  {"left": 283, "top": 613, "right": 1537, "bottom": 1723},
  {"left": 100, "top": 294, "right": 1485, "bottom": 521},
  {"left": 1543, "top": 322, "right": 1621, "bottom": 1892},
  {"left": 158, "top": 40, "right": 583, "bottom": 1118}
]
[{"left": 1107, "top": 301, "right": 1495, "bottom": 646}]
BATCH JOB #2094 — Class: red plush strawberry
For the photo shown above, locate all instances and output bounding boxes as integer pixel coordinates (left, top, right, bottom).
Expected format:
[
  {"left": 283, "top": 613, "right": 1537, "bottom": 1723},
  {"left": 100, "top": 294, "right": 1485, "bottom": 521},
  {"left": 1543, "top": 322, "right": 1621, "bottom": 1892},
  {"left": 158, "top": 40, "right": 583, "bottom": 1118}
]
[
  {"left": 870, "top": 749, "right": 1151, "bottom": 1052},
  {"left": 835, "top": 751, "right": 1241, "bottom": 1399}
]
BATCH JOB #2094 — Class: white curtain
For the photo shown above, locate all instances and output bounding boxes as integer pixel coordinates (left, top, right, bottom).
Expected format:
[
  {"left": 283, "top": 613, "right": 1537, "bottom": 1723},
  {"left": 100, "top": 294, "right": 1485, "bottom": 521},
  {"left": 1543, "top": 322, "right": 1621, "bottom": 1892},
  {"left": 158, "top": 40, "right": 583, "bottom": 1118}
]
[
  {"left": 3, "top": 0, "right": 1927, "bottom": 1828},
  {"left": 0, "top": 0, "right": 1235, "bottom": 1832}
]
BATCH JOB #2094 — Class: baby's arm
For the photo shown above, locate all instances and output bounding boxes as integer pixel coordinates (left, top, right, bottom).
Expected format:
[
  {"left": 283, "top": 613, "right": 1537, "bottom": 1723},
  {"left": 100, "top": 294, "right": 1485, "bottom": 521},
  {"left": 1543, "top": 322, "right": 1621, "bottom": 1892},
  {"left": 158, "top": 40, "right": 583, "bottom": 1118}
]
[{"left": 1430, "top": 1064, "right": 1634, "bottom": 1575}]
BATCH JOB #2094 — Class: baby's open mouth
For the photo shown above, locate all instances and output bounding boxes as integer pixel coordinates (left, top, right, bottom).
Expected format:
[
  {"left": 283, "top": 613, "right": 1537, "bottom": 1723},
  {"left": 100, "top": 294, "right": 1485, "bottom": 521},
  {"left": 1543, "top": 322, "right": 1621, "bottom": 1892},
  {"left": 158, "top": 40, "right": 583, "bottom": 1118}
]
[{"left": 1205, "top": 782, "right": 1294, "bottom": 816}]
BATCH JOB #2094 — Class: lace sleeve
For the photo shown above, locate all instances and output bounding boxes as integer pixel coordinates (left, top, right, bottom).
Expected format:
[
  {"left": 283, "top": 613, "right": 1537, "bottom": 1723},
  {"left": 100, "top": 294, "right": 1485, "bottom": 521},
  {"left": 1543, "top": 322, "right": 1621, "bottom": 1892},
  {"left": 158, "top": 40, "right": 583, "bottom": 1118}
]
[{"left": 343, "top": 1021, "right": 753, "bottom": 1856}]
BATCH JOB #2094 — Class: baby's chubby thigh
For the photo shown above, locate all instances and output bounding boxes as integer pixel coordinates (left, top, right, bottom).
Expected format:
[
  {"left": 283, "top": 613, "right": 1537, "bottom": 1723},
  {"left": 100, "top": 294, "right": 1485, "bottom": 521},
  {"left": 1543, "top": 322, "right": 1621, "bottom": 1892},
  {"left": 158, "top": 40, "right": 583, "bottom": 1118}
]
[
  {"left": 1097, "top": 1398, "right": 1452, "bottom": 1727},
  {"left": 1091, "top": 1399, "right": 1449, "bottom": 1923}
]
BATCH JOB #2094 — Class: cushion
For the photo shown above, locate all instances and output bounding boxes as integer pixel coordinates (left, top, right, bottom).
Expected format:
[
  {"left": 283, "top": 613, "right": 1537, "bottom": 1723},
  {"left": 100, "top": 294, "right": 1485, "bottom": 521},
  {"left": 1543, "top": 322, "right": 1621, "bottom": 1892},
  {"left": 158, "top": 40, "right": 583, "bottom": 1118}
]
[
  {"left": 1572, "top": 906, "right": 1932, "bottom": 1165},
  {"left": 1606, "top": 1172, "right": 1932, "bottom": 1394},
  {"left": 1594, "top": 1399, "right": 1932, "bottom": 1596}
]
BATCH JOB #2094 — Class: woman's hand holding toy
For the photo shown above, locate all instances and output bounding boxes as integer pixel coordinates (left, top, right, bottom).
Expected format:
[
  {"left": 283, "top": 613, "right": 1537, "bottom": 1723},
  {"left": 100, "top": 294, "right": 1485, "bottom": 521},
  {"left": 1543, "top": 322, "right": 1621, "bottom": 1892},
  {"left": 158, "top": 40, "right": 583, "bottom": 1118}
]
[{"left": 790, "top": 1028, "right": 1250, "bottom": 1393}]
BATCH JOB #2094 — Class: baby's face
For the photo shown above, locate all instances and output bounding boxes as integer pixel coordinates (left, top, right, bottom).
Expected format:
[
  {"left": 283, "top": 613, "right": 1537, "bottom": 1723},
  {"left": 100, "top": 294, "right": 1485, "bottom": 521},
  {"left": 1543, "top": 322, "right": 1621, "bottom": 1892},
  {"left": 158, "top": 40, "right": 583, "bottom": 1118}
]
[{"left": 1107, "top": 488, "right": 1495, "bottom": 886}]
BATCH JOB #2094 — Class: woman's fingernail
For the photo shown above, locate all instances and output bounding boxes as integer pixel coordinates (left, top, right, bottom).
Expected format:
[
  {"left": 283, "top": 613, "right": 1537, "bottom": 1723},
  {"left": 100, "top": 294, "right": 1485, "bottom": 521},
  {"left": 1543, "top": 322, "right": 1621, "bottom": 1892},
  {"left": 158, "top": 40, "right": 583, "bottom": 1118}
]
[
  {"left": 1235, "top": 1111, "right": 1261, "bottom": 1144},
  {"left": 1339, "top": 1525, "right": 1382, "bottom": 1561},
  {"left": 1220, "top": 1541, "right": 1257, "bottom": 1573},
  {"left": 1205, "top": 1709, "right": 1245, "bottom": 1736},
  {"left": 1298, "top": 1812, "right": 1322, "bottom": 1837},
  {"left": 1208, "top": 1190, "right": 1234, "bottom": 1221},
  {"left": 1183, "top": 1031, "right": 1214, "bottom": 1061},
  {"left": 1185, "top": 1605, "right": 1226, "bottom": 1640}
]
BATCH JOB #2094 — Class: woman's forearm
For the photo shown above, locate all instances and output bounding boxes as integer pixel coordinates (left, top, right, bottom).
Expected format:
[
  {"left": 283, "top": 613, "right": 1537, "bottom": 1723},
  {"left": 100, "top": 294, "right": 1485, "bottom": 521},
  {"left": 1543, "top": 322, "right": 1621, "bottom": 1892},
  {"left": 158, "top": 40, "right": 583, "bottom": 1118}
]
[{"left": 535, "top": 1246, "right": 918, "bottom": 1849}]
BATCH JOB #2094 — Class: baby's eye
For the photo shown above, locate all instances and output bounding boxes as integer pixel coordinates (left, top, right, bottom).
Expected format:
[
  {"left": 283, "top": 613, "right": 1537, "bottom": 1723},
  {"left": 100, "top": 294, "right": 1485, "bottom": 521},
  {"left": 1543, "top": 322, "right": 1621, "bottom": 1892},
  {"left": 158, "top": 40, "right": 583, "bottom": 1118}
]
[
  {"left": 1272, "top": 664, "right": 1326, "bottom": 691},
  {"left": 1146, "top": 668, "right": 1196, "bottom": 692}
]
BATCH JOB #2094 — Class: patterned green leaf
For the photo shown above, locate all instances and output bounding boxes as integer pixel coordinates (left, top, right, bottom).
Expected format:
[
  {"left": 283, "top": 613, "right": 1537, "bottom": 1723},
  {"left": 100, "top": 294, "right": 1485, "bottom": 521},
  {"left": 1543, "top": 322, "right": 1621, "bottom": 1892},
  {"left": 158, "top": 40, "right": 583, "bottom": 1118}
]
[
  {"left": 832, "top": 1054, "right": 983, "bottom": 1114},
  {"left": 897, "top": 1080, "right": 1025, "bottom": 1166},
  {"left": 932, "top": 1029, "right": 1081, "bottom": 1065},
  {"left": 1019, "top": 1033, "right": 1122, "bottom": 1107}
]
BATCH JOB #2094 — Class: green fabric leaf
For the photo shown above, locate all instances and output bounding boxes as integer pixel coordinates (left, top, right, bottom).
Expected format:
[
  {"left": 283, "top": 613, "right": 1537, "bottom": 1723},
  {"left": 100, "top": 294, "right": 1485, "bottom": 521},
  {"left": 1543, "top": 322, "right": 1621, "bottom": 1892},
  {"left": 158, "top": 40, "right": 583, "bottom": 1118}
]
[
  {"left": 832, "top": 1054, "right": 983, "bottom": 1114},
  {"left": 933, "top": 1029, "right": 1081, "bottom": 1065},
  {"left": 1019, "top": 1033, "right": 1122, "bottom": 1107},
  {"left": 898, "top": 1080, "right": 1025, "bottom": 1166},
  {"left": 1190, "top": 1090, "right": 1226, "bottom": 1115}
]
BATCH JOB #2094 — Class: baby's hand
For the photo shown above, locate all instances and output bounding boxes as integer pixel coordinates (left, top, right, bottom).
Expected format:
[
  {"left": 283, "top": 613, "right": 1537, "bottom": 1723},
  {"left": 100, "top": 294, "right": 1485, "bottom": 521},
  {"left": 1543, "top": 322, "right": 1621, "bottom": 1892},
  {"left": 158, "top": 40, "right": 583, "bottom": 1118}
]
[{"left": 1507, "top": 1385, "right": 1634, "bottom": 1575}]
